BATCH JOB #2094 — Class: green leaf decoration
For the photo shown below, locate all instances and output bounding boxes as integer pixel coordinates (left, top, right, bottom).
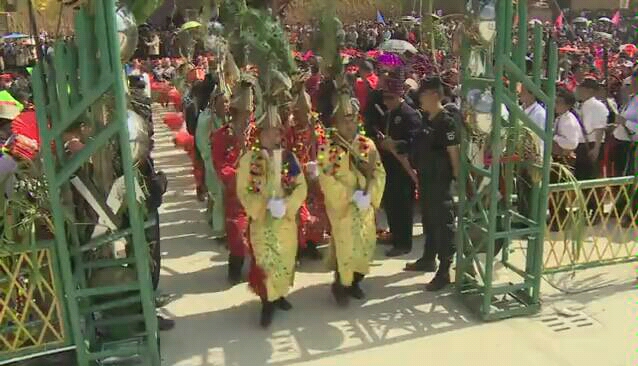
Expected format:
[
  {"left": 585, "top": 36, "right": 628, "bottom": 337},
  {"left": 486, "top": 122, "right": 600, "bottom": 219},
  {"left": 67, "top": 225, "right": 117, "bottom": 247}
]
[
  {"left": 123, "top": 0, "right": 163, "bottom": 23},
  {"left": 218, "top": 0, "right": 298, "bottom": 102}
]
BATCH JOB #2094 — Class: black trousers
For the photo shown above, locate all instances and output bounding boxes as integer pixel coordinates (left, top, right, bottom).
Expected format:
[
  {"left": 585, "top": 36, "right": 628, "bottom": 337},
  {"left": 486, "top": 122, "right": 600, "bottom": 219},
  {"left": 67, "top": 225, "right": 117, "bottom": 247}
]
[
  {"left": 516, "top": 169, "right": 533, "bottom": 220},
  {"left": 575, "top": 143, "right": 600, "bottom": 216},
  {"left": 420, "top": 178, "right": 456, "bottom": 272},
  {"left": 122, "top": 209, "right": 161, "bottom": 291},
  {"left": 614, "top": 139, "right": 637, "bottom": 215},
  {"left": 383, "top": 171, "right": 414, "bottom": 251},
  {"left": 614, "top": 139, "right": 635, "bottom": 177}
]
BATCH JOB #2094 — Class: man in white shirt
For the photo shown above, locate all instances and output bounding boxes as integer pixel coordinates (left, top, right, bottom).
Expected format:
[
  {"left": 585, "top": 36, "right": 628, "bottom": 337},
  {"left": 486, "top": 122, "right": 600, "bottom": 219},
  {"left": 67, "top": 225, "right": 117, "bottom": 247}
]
[
  {"left": 146, "top": 33, "right": 161, "bottom": 59},
  {"left": 520, "top": 86, "right": 546, "bottom": 130},
  {"left": 516, "top": 85, "right": 547, "bottom": 222},
  {"left": 549, "top": 89, "right": 582, "bottom": 231},
  {"left": 613, "top": 70, "right": 638, "bottom": 227},
  {"left": 553, "top": 90, "right": 581, "bottom": 161},
  {"left": 576, "top": 79, "right": 608, "bottom": 223},
  {"left": 576, "top": 78, "right": 607, "bottom": 178}
]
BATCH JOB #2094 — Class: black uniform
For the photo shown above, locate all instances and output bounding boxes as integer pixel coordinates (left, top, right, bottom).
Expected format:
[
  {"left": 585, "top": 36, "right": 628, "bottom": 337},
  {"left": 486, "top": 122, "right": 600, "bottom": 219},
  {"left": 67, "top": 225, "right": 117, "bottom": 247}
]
[
  {"left": 413, "top": 109, "right": 459, "bottom": 273},
  {"left": 366, "top": 100, "right": 421, "bottom": 252}
]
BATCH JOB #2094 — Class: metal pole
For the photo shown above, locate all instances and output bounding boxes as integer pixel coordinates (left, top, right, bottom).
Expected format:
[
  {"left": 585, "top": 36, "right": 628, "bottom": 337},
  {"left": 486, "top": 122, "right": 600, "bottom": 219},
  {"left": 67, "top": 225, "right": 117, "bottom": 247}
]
[
  {"left": 419, "top": 0, "right": 423, "bottom": 48},
  {"left": 425, "top": 0, "right": 434, "bottom": 58}
]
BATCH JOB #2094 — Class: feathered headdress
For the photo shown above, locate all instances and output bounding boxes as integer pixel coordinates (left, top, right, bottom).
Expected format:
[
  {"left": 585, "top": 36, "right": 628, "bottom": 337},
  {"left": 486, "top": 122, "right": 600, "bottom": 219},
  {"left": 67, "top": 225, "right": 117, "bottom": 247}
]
[
  {"left": 291, "top": 73, "right": 311, "bottom": 114},
  {"left": 219, "top": 0, "right": 298, "bottom": 129},
  {"left": 229, "top": 73, "right": 257, "bottom": 112},
  {"left": 316, "top": 2, "right": 354, "bottom": 122}
]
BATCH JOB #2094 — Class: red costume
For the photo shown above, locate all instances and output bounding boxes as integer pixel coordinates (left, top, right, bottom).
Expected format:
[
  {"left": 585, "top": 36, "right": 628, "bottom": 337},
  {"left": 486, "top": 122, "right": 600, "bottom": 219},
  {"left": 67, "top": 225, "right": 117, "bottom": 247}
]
[
  {"left": 285, "top": 117, "right": 329, "bottom": 247},
  {"left": 305, "top": 73, "right": 322, "bottom": 111},
  {"left": 212, "top": 124, "right": 251, "bottom": 258}
]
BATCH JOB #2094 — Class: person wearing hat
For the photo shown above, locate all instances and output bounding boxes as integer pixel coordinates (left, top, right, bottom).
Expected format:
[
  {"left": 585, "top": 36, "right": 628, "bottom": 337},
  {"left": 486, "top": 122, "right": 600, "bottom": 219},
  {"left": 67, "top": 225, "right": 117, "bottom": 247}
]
[
  {"left": 211, "top": 79, "right": 255, "bottom": 284},
  {"left": 366, "top": 68, "right": 420, "bottom": 258},
  {"left": 575, "top": 77, "right": 608, "bottom": 221},
  {"left": 286, "top": 82, "right": 327, "bottom": 261},
  {"left": 318, "top": 96, "right": 385, "bottom": 306},
  {"left": 404, "top": 76, "right": 459, "bottom": 291},
  {"left": 237, "top": 103, "right": 307, "bottom": 328}
]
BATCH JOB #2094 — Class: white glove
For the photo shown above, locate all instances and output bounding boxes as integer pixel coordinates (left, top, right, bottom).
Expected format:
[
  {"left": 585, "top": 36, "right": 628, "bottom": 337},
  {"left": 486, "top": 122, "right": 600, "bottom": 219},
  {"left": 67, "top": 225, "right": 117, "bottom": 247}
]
[
  {"left": 352, "top": 190, "right": 371, "bottom": 210},
  {"left": 267, "top": 199, "right": 287, "bottom": 219},
  {"left": 306, "top": 161, "right": 319, "bottom": 179}
]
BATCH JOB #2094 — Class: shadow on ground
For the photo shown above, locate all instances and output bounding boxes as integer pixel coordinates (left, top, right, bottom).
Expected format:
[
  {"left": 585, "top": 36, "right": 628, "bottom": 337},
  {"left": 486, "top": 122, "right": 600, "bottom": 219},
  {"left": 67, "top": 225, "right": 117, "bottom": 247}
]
[{"left": 162, "top": 272, "right": 476, "bottom": 366}]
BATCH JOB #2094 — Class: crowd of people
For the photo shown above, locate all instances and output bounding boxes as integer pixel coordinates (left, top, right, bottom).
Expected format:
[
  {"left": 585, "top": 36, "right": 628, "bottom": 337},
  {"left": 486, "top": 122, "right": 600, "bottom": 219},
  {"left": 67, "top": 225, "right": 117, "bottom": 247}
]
[
  {"left": 0, "top": 7, "right": 635, "bottom": 331},
  {"left": 114, "top": 9, "right": 638, "bottom": 328}
]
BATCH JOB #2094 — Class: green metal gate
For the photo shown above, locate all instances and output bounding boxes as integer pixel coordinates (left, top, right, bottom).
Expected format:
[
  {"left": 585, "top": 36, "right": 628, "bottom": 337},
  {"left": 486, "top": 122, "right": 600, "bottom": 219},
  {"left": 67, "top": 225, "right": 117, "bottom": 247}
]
[
  {"left": 544, "top": 176, "right": 638, "bottom": 273},
  {"left": 456, "top": 0, "right": 558, "bottom": 320},
  {"left": 32, "top": 0, "right": 160, "bottom": 364}
]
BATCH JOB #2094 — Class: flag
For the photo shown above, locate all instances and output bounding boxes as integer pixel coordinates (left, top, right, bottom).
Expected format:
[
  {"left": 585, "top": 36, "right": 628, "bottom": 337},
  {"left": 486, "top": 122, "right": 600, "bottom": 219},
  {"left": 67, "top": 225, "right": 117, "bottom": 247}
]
[
  {"left": 611, "top": 10, "right": 621, "bottom": 26},
  {"left": 554, "top": 11, "right": 564, "bottom": 31},
  {"left": 376, "top": 9, "right": 385, "bottom": 25}
]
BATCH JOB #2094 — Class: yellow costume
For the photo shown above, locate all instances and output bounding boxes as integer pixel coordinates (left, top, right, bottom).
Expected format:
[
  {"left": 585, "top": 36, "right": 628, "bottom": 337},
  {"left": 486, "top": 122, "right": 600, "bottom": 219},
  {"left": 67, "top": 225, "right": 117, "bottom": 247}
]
[
  {"left": 318, "top": 131, "right": 386, "bottom": 287},
  {"left": 237, "top": 148, "right": 307, "bottom": 301}
]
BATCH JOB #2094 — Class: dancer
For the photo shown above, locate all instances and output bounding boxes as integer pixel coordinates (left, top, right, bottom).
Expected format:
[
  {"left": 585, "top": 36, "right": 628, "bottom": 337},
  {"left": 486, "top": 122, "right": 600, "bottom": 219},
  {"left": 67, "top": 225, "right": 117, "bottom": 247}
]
[
  {"left": 237, "top": 106, "right": 307, "bottom": 327},
  {"left": 286, "top": 81, "right": 327, "bottom": 260},
  {"left": 211, "top": 78, "right": 254, "bottom": 284},
  {"left": 318, "top": 96, "right": 386, "bottom": 306}
]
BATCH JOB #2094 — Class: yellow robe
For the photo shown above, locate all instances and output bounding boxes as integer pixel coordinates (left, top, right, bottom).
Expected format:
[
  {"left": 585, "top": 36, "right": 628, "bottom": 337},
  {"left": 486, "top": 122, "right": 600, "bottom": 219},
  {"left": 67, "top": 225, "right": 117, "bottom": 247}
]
[
  {"left": 318, "top": 134, "right": 386, "bottom": 286},
  {"left": 237, "top": 149, "right": 307, "bottom": 301}
]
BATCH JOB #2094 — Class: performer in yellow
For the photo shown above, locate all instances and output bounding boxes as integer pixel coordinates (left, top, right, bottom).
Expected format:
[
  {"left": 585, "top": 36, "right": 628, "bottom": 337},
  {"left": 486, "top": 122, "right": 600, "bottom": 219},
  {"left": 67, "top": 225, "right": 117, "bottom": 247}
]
[
  {"left": 318, "top": 97, "right": 386, "bottom": 306},
  {"left": 237, "top": 106, "right": 308, "bottom": 327}
]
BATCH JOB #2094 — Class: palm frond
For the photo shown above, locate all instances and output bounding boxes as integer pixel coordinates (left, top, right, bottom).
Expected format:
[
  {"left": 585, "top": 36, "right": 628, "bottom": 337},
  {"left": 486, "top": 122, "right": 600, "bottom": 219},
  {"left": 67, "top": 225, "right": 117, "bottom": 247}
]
[{"left": 550, "top": 162, "right": 587, "bottom": 263}]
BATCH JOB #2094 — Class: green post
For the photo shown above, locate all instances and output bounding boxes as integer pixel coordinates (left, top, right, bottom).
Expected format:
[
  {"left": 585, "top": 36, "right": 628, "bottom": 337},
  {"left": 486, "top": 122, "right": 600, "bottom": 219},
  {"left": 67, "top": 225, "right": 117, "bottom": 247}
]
[
  {"left": 456, "top": 0, "right": 557, "bottom": 320},
  {"left": 32, "top": 0, "right": 160, "bottom": 364}
]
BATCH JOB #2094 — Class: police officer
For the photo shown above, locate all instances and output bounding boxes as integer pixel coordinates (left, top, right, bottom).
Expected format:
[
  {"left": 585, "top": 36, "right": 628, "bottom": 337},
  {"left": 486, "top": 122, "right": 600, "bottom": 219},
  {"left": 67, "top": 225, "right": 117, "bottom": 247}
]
[
  {"left": 405, "top": 76, "right": 460, "bottom": 291},
  {"left": 365, "top": 69, "right": 421, "bottom": 257}
]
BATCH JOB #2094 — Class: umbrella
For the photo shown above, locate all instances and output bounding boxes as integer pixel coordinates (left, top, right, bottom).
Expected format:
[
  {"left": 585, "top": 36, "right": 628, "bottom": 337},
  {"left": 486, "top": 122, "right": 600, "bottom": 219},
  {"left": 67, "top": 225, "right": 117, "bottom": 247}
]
[
  {"left": 401, "top": 16, "right": 418, "bottom": 23},
  {"left": 573, "top": 17, "right": 588, "bottom": 24},
  {"left": 598, "top": 17, "right": 612, "bottom": 23},
  {"left": 180, "top": 21, "right": 201, "bottom": 31},
  {"left": 379, "top": 40, "right": 418, "bottom": 54},
  {"left": 2, "top": 33, "right": 28, "bottom": 40}
]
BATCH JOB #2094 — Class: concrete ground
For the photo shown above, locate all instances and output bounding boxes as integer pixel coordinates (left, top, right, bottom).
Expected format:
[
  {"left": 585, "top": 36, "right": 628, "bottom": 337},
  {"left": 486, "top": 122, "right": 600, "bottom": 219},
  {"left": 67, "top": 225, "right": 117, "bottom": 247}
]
[{"left": 151, "top": 110, "right": 636, "bottom": 366}]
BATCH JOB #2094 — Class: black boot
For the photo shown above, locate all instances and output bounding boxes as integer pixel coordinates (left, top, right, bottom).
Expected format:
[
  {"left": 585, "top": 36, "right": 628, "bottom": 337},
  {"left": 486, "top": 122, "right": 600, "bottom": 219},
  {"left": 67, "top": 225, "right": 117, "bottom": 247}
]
[
  {"left": 425, "top": 273, "right": 450, "bottom": 292},
  {"left": 228, "top": 255, "right": 244, "bottom": 285},
  {"left": 331, "top": 272, "right": 350, "bottom": 307},
  {"left": 276, "top": 297, "right": 292, "bottom": 311},
  {"left": 426, "top": 260, "right": 451, "bottom": 292},
  {"left": 260, "top": 300, "right": 275, "bottom": 328},
  {"left": 349, "top": 272, "right": 365, "bottom": 299}
]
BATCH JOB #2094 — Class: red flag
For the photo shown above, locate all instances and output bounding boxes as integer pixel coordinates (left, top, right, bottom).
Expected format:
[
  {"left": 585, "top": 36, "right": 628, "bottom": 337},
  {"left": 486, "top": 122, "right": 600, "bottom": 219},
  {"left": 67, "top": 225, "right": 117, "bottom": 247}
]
[
  {"left": 555, "top": 11, "right": 564, "bottom": 30},
  {"left": 611, "top": 10, "right": 621, "bottom": 26}
]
